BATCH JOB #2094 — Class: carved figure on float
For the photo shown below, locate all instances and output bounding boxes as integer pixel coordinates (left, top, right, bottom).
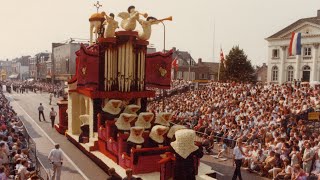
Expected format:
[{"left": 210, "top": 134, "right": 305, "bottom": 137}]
[
  {"left": 147, "top": 125, "right": 169, "bottom": 148},
  {"left": 102, "top": 99, "right": 122, "bottom": 119},
  {"left": 118, "top": 6, "right": 147, "bottom": 31},
  {"left": 154, "top": 112, "right": 173, "bottom": 127},
  {"left": 115, "top": 113, "right": 137, "bottom": 134},
  {"left": 122, "top": 98, "right": 141, "bottom": 115},
  {"left": 135, "top": 112, "right": 154, "bottom": 131},
  {"left": 126, "top": 126, "right": 144, "bottom": 157},
  {"left": 79, "top": 114, "right": 90, "bottom": 143},
  {"left": 89, "top": 11, "right": 106, "bottom": 44},
  {"left": 102, "top": 13, "right": 119, "bottom": 38}
]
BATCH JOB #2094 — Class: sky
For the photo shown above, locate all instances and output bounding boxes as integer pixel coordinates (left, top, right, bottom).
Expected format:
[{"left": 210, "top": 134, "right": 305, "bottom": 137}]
[{"left": 0, "top": 0, "right": 319, "bottom": 66}]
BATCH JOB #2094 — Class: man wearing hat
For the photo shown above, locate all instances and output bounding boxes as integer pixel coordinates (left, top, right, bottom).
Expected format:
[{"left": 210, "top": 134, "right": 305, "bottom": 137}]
[{"left": 48, "top": 144, "right": 63, "bottom": 180}]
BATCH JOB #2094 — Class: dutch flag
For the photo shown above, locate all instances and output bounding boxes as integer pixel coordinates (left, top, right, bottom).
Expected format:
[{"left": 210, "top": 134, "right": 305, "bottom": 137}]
[{"left": 289, "top": 32, "right": 302, "bottom": 56}]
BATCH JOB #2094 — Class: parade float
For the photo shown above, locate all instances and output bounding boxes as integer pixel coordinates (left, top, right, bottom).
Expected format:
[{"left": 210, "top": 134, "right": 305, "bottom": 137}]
[{"left": 56, "top": 3, "right": 215, "bottom": 179}]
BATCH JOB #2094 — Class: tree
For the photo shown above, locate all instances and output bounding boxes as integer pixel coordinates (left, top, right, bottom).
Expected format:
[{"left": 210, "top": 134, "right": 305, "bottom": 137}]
[{"left": 223, "top": 46, "right": 255, "bottom": 82}]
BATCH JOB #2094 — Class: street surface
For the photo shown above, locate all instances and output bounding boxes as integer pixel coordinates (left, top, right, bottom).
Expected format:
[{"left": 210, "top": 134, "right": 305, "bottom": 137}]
[{"left": 6, "top": 90, "right": 269, "bottom": 180}]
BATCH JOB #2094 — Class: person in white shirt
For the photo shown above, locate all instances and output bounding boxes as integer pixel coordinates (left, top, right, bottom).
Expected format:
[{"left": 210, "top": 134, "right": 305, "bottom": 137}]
[
  {"left": 49, "top": 108, "right": 57, "bottom": 128},
  {"left": 48, "top": 144, "right": 63, "bottom": 180},
  {"left": 232, "top": 139, "right": 248, "bottom": 180}
]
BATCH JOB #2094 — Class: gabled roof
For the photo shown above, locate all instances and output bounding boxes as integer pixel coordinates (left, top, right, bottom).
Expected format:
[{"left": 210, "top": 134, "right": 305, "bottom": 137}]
[
  {"left": 267, "top": 16, "right": 320, "bottom": 39},
  {"left": 199, "top": 62, "right": 219, "bottom": 72}
]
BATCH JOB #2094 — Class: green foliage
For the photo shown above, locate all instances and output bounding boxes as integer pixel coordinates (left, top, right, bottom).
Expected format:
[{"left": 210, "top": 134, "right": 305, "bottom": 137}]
[{"left": 222, "top": 46, "right": 256, "bottom": 82}]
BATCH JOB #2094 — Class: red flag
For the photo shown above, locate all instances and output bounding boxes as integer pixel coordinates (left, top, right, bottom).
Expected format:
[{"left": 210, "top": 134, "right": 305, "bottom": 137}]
[
  {"left": 220, "top": 48, "right": 226, "bottom": 68},
  {"left": 171, "top": 57, "right": 178, "bottom": 70},
  {"left": 146, "top": 50, "right": 173, "bottom": 89}
]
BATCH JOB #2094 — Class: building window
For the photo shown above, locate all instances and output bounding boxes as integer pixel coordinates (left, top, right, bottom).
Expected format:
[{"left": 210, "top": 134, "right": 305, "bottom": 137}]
[
  {"left": 176, "top": 71, "right": 182, "bottom": 79},
  {"left": 304, "top": 47, "right": 312, "bottom": 56},
  {"left": 271, "top": 66, "right": 278, "bottom": 81},
  {"left": 190, "top": 72, "right": 195, "bottom": 80},
  {"left": 272, "top": 49, "right": 279, "bottom": 59},
  {"left": 200, "top": 73, "right": 207, "bottom": 79},
  {"left": 287, "top": 66, "right": 294, "bottom": 82}
]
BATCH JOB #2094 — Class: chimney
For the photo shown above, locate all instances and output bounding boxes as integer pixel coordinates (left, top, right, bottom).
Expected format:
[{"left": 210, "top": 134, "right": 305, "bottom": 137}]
[
  {"left": 172, "top": 47, "right": 176, "bottom": 52},
  {"left": 198, "top": 58, "right": 202, "bottom": 63},
  {"left": 318, "top": 10, "right": 320, "bottom": 18}
]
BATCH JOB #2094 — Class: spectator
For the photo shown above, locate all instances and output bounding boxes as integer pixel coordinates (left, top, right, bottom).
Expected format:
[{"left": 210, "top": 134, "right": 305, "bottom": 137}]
[
  {"left": 107, "top": 168, "right": 121, "bottom": 180},
  {"left": 48, "top": 144, "right": 63, "bottom": 180},
  {"left": 37, "top": 103, "right": 45, "bottom": 122},
  {"left": 122, "top": 169, "right": 137, "bottom": 180}
]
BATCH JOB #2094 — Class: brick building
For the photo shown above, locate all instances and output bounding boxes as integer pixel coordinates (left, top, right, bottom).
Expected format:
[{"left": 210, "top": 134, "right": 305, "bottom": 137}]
[{"left": 171, "top": 47, "right": 219, "bottom": 81}]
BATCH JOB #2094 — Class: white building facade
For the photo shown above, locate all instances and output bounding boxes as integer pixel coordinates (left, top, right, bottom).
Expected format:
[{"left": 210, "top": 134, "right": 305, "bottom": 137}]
[{"left": 266, "top": 10, "right": 320, "bottom": 84}]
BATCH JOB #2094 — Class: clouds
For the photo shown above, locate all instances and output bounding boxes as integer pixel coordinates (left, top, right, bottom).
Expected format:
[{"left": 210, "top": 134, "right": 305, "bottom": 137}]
[{"left": 0, "top": 0, "right": 319, "bottom": 65}]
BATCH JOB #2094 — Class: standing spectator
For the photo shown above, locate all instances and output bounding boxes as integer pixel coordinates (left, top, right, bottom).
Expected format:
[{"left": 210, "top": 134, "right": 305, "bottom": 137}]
[
  {"left": 49, "top": 108, "right": 57, "bottom": 128},
  {"left": 37, "top": 103, "right": 45, "bottom": 122},
  {"left": 232, "top": 139, "right": 247, "bottom": 180},
  {"left": 302, "top": 142, "right": 314, "bottom": 174},
  {"left": 48, "top": 144, "right": 63, "bottom": 180},
  {"left": 122, "top": 169, "right": 136, "bottom": 180},
  {"left": 107, "top": 168, "right": 121, "bottom": 180},
  {"left": 49, "top": 93, "right": 53, "bottom": 105}
]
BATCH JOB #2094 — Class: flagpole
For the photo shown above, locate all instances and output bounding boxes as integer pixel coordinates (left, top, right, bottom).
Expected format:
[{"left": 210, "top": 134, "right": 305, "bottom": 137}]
[
  {"left": 218, "top": 61, "right": 221, "bottom": 81},
  {"left": 213, "top": 18, "right": 216, "bottom": 81}
]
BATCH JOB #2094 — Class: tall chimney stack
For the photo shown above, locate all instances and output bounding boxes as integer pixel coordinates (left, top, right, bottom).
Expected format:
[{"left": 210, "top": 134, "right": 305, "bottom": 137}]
[{"left": 318, "top": 9, "right": 320, "bottom": 18}]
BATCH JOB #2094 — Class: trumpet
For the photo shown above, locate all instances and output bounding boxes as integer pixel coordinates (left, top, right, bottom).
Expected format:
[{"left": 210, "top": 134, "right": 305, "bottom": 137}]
[
  {"left": 139, "top": 13, "right": 148, "bottom": 18},
  {"left": 158, "top": 16, "right": 173, "bottom": 22}
]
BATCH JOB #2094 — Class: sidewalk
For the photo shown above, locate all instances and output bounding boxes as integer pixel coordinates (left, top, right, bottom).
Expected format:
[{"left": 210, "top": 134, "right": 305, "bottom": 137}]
[{"left": 6, "top": 93, "right": 86, "bottom": 180}]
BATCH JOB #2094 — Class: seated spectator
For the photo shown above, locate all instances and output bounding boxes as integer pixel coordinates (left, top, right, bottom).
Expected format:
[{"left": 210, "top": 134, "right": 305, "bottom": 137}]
[{"left": 291, "top": 164, "right": 307, "bottom": 180}]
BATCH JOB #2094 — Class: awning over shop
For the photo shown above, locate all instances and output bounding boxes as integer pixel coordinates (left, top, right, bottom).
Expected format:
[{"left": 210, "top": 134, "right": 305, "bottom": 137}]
[{"left": 8, "top": 74, "right": 19, "bottom": 79}]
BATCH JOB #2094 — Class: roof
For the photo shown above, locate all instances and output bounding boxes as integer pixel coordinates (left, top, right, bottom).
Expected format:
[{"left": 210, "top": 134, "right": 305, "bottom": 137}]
[
  {"left": 199, "top": 62, "right": 219, "bottom": 72},
  {"left": 173, "top": 50, "right": 196, "bottom": 66},
  {"left": 268, "top": 16, "right": 320, "bottom": 39}
]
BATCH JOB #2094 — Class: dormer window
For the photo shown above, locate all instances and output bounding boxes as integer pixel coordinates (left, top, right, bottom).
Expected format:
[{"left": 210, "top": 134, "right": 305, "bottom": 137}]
[{"left": 272, "top": 49, "right": 279, "bottom": 59}]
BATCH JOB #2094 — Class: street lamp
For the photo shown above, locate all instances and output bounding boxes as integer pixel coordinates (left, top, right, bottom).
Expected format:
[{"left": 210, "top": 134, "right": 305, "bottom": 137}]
[
  {"left": 160, "top": 21, "right": 166, "bottom": 112},
  {"left": 66, "top": 58, "right": 69, "bottom": 74}
]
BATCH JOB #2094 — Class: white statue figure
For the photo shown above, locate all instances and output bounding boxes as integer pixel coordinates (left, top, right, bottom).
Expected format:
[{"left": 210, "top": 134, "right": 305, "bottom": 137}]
[
  {"left": 115, "top": 113, "right": 137, "bottom": 131},
  {"left": 154, "top": 112, "right": 173, "bottom": 127},
  {"left": 118, "top": 5, "right": 147, "bottom": 31},
  {"left": 122, "top": 98, "right": 141, "bottom": 115},
  {"left": 79, "top": 114, "right": 90, "bottom": 126},
  {"left": 102, "top": 99, "right": 122, "bottom": 115},
  {"left": 137, "top": 17, "right": 160, "bottom": 41},
  {"left": 148, "top": 125, "right": 169, "bottom": 147},
  {"left": 123, "top": 104, "right": 141, "bottom": 115},
  {"left": 135, "top": 112, "right": 154, "bottom": 130},
  {"left": 167, "top": 125, "right": 186, "bottom": 139},
  {"left": 89, "top": 11, "right": 106, "bottom": 44},
  {"left": 103, "top": 13, "right": 119, "bottom": 38}
]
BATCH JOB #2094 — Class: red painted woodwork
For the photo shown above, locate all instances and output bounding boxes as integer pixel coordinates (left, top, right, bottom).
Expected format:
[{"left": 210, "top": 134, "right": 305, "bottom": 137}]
[{"left": 55, "top": 100, "right": 68, "bottom": 134}]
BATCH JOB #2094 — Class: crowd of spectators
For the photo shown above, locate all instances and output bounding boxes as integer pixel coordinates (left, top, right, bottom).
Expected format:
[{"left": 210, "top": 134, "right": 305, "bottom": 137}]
[
  {"left": 148, "top": 81, "right": 320, "bottom": 179},
  {"left": 4, "top": 81, "right": 64, "bottom": 97},
  {"left": 0, "top": 87, "right": 41, "bottom": 179},
  {"left": 149, "top": 80, "right": 192, "bottom": 100}
]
